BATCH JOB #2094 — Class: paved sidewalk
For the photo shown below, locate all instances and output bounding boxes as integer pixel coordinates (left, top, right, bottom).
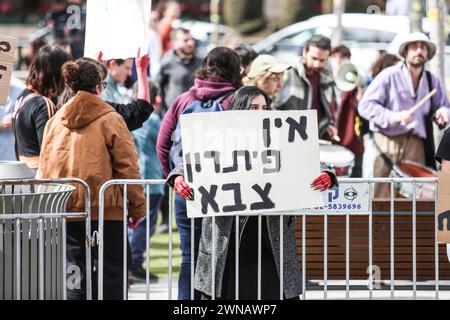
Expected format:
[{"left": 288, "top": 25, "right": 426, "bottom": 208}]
[
  {"left": 128, "top": 279, "right": 450, "bottom": 300},
  {"left": 128, "top": 278, "right": 178, "bottom": 300}
]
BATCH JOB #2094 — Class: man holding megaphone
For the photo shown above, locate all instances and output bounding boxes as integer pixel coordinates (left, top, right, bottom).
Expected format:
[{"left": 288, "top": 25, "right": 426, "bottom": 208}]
[
  {"left": 358, "top": 32, "right": 450, "bottom": 198},
  {"left": 330, "top": 45, "right": 365, "bottom": 178}
]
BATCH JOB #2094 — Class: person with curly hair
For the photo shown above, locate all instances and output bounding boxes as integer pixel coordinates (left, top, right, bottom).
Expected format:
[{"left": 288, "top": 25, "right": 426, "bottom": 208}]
[{"left": 39, "top": 57, "right": 145, "bottom": 300}]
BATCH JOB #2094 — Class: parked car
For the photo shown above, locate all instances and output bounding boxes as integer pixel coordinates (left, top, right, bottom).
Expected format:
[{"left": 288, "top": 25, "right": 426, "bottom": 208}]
[
  {"left": 176, "top": 19, "right": 237, "bottom": 57},
  {"left": 178, "top": 19, "right": 235, "bottom": 44}
]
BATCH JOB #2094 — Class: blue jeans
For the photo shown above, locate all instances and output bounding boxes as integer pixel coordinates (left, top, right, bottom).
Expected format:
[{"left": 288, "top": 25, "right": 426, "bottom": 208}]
[
  {"left": 129, "top": 194, "right": 163, "bottom": 271},
  {"left": 174, "top": 193, "right": 202, "bottom": 300}
]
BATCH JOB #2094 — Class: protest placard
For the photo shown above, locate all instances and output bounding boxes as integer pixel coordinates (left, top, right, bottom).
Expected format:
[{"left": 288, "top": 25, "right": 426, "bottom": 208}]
[
  {"left": 437, "top": 172, "right": 450, "bottom": 243},
  {"left": 0, "top": 35, "right": 17, "bottom": 106},
  {"left": 180, "top": 110, "right": 323, "bottom": 218},
  {"left": 84, "top": 0, "right": 151, "bottom": 60}
]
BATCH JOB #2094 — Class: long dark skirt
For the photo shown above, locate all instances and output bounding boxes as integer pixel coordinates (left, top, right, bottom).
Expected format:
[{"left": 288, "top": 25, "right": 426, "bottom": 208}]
[{"left": 202, "top": 216, "right": 282, "bottom": 300}]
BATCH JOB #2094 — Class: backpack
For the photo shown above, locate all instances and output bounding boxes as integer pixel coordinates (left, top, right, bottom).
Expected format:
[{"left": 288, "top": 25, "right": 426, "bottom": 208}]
[{"left": 169, "top": 93, "right": 232, "bottom": 170}]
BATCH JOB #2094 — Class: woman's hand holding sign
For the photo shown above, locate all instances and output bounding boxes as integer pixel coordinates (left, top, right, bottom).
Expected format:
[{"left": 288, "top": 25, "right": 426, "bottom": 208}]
[
  {"left": 135, "top": 47, "right": 150, "bottom": 71},
  {"left": 174, "top": 175, "right": 194, "bottom": 201},
  {"left": 311, "top": 172, "right": 333, "bottom": 192},
  {"left": 174, "top": 171, "right": 334, "bottom": 202}
]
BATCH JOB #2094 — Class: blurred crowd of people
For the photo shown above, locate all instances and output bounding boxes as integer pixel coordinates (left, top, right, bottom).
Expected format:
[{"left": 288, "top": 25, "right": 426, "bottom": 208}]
[{"left": 1, "top": 0, "right": 450, "bottom": 301}]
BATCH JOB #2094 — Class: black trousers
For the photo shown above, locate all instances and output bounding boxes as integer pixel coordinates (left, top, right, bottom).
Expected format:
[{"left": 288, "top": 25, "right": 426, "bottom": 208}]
[
  {"left": 222, "top": 217, "right": 280, "bottom": 300},
  {"left": 66, "top": 221, "right": 131, "bottom": 300}
]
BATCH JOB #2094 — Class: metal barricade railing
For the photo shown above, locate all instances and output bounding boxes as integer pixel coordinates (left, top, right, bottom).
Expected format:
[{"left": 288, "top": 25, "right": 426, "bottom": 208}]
[
  {"left": 98, "top": 177, "right": 447, "bottom": 300},
  {"left": 98, "top": 179, "right": 168, "bottom": 300},
  {"left": 0, "top": 178, "right": 92, "bottom": 300}
]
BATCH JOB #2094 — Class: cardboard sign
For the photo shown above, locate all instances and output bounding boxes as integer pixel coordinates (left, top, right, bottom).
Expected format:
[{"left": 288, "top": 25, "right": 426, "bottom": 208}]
[
  {"left": 0, "top": 36, "right": 17, "bottom": 106},
  {"left": 180, "top": 110, "right": 323, "bottom": 218},
  {"left": 300, "top": 182, "right": 370, "bottom": 215},
  {"left": 84, "top": 0, "right": 151, "bottom": 60},
  {"left": 437, "top": 172, "right": 450, "bottom": 243}
]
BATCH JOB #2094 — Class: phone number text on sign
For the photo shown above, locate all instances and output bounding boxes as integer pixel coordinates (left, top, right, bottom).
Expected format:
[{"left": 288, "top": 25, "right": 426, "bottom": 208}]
[{"left": 300, "top": 182, "right": 370, "bottom": 215}]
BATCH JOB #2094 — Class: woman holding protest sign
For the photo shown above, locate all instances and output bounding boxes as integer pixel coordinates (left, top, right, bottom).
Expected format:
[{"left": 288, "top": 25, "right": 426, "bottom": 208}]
[
  {"left": 166, "top": 85, "right": 338, "bottom": 300},
  {"left": 157, "top": 46, "right": 242, "bottom": 300}
]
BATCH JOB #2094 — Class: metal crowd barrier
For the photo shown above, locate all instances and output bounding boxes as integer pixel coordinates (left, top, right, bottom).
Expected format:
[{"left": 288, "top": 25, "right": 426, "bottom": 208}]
[
  {"left": 98, "top": 179, "right": 168, "bottom": 300},
  {"left": 0, "top": 178, "right": 92, "bottom": 300},
  {"left": 97, "top": 177, "right": 447, "bottom": 300}
]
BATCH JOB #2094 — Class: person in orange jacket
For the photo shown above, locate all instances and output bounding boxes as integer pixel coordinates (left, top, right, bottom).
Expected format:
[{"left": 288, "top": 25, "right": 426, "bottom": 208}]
[{"left": 39, "top": 57, "right": 145, "bottom": 300}]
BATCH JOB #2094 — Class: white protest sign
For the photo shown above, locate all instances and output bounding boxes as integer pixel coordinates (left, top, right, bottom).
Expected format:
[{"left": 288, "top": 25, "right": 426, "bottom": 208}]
[
  {"left": 84, "top": 0, "right": 151, "bottom": 60},
  {"left": 300, "top": 182, "right": 370, "bottom": 215},
  {"left": 0, "top": 36, "right": 17, "bottom": 106},
  {"left": 180, "top": 110, "right": 323, "bottom": 218}
]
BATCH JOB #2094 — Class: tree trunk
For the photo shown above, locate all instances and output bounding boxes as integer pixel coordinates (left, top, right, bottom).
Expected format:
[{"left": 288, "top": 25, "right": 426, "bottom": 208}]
[
  {"left": 410, "top": 0, "right": 426, "bottom": 32},
  {"left": 223, "top": 0, "right": 265, "bottom": 34},
  {"left": 428, "top": 0, "right": 446, "bottom": 85},
  {"left": 279, "top": 0, "right": 319, "bottom": 28},
  {"left": 223, "top": 0, "right": 247, "bottom": 27}
]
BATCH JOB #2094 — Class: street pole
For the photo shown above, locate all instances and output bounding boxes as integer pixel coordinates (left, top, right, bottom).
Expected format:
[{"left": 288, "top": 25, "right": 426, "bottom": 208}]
[
  {"left": 427, "top": 0, "right": 446, "bottom": 85},
  {"left": 410, "top": 0, "right": 425, "bottom": 32},
  {"left": 331, "top": 0, "right": 345, "bottom": 47},
  {"left": 210, "top": 0, "right": 220, "bottom": 47},
  {"left": 427, "top": 0, "right": 447, "bottom": 152}
]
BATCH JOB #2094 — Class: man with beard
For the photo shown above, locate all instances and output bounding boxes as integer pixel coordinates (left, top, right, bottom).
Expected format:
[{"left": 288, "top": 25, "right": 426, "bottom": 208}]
[
  {"left": 157, "top": 28, "right": 203, "bottom": 116},
  {"left": 358, "top": 32, "right": 450, "bottom": 197},
  {"left": 272, "top": 35, "right": 339, "bottom": 142}
]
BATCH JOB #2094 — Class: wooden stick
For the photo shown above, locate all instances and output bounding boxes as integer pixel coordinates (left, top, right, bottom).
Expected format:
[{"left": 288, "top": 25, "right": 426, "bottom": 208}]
[
  {"left": 319, "top": 139, "right": 332, "bottom": 145},
  {"left": 407, "top": 88, "right": 437, "bottom": 115}
]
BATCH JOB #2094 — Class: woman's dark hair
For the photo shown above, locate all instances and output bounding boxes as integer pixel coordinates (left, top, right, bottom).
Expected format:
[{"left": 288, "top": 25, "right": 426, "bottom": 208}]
[
  {"left": 61, "top": 58, "right": 103, "bottom": 94},
  {"left": 371, "top": 53, "right": 400, "bottom": 78},
  {"left": 26, "top": 45, "right": 71, "bottom": 98},
  {"left": 227, "top": 86, "right": 269, "bottom": 111},
  {"left": 234, "top": 44, "right": 258, "bottom": 70},
  {"left": 196, "top": 47, "right": 242, "bottom": 89}
]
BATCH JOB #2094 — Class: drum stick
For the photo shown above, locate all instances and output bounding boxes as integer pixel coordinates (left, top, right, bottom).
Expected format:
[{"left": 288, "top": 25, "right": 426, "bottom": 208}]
[
  {"left": 319, "top": 139, "right": 332, "bottom": 145},
  {"left": 407, "top": 88, "right": 437, "bottom": 115}
]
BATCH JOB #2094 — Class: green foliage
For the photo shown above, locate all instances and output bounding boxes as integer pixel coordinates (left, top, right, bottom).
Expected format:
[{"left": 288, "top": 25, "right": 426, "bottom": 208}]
[{"left": 147, "top": 227, "right": 181, "bottom": 278}]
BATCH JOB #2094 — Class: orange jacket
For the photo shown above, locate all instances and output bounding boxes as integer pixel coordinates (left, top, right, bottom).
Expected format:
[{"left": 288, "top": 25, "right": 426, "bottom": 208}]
[{"left": 39, "top": 91, "right": 145, "bottom": 221}]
